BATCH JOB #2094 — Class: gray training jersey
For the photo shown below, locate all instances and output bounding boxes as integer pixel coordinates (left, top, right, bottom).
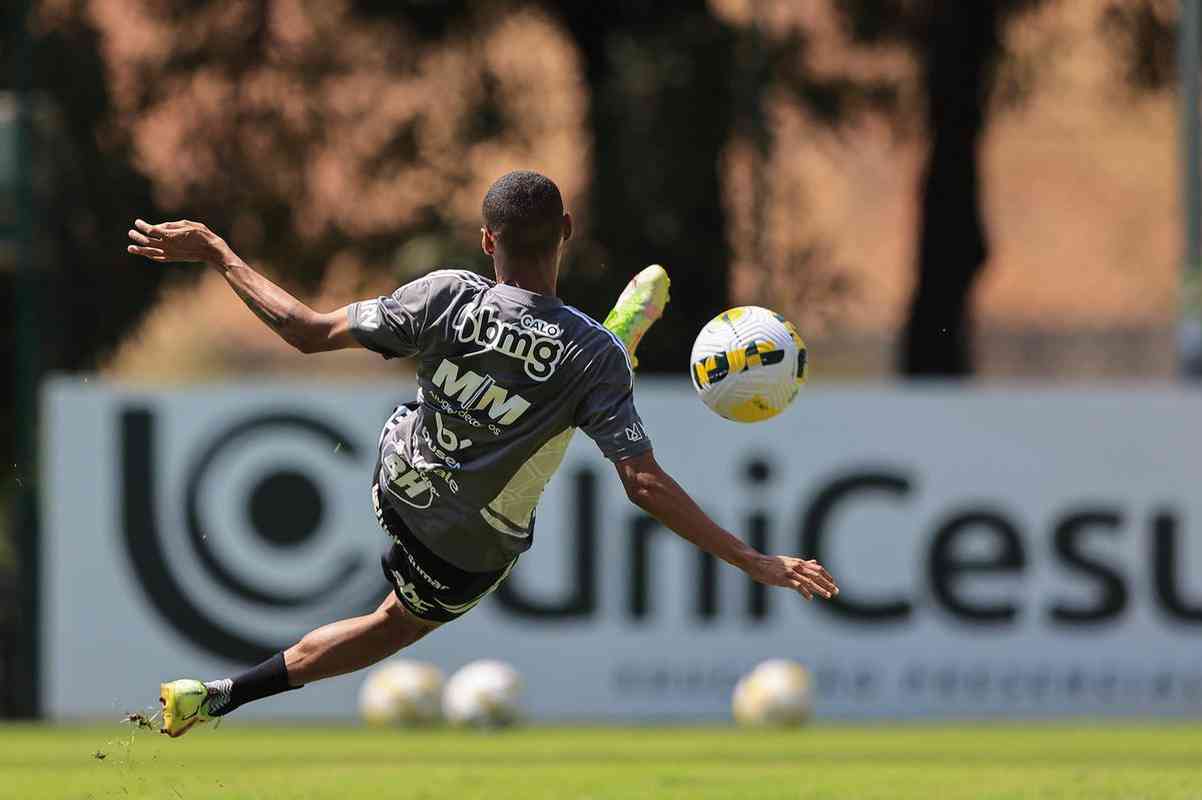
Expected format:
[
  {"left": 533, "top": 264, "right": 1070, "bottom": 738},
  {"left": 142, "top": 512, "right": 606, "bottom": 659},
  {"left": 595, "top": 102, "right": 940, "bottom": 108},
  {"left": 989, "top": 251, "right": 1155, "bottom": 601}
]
[{"left": 348, "top": 269, "right": 652, "bottom": 571}]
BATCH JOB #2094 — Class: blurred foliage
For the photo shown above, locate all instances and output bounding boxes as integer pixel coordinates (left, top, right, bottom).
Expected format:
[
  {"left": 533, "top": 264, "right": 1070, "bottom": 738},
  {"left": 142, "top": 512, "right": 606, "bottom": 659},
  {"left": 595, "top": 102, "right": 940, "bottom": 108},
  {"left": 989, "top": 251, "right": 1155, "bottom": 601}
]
[
  {"left": 0, "top": 0, "right": 1186, "bottom": 397},
  {"left": 1101, "top": 0, "right": 1177, "bottom": 91},
  {"left": 15, "top": 0, "right": 902, "bottom": 378},
  {"left": 829, "top": 1, "right": 1054, "bottom": 375}
]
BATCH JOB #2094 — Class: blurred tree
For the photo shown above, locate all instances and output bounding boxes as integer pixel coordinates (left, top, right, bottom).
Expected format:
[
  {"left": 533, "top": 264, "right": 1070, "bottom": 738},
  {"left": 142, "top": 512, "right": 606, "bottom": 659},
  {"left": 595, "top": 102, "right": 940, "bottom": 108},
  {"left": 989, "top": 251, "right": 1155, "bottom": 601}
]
[
  {"left": 0, "top": 4, "right": 168, "bottom": 454},
  {"left": 546, "top": 2, "right": 737, "bottom": 371},
  {"left": 25, "top": 0, "right": 1146, "bottom": 385},
  {"left": 833, "top": 0, "right": 1047, "bottom": 376},
  {"left": 2, "top": 0, "right": 173, "bottom": 718},
  {"left": 352, "top": 0, "right": 740, "bottom": 371},
  {"left": 50, "top": 0, "right": 591, "bottom": 321},
  {"left": 357, "top": 1, "right": 879, "bottom": 371},
  {"left": 1100, "top": 0, "right": 1176, "bottom": 91}
]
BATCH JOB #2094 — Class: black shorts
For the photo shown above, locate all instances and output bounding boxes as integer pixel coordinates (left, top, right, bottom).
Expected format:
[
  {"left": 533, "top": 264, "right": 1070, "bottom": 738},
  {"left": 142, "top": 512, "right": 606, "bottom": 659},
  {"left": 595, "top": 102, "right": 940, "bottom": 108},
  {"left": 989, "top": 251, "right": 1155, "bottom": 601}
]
[{"left": 373, "top": 483, "right": 516, "bottom": 624}]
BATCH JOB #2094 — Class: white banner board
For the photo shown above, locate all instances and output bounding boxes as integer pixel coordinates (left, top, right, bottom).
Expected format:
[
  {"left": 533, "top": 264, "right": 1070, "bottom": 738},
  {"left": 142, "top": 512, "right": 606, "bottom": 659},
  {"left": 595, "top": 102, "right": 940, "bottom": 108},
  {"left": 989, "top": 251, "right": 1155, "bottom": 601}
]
[{"left": 41, "top": 378, "right": 1202, "bottom": 719}]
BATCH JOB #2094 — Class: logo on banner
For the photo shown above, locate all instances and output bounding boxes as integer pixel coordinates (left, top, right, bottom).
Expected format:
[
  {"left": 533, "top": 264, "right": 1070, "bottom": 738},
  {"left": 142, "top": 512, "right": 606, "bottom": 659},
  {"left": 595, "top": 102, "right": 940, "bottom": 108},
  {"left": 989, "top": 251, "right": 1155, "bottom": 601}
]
[{"left": 120, "top": 408, "right": 382, "bottom": 663}]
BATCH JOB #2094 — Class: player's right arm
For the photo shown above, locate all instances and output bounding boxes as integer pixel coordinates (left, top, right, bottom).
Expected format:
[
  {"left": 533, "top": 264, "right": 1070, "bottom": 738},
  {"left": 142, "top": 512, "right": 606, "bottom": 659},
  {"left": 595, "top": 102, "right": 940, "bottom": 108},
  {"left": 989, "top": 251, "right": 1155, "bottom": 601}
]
[
  {"left": 576, "top": 342, "right": 836, "bottom": 601},
  {"left": 127, "top": 219, "right": 358, "bottom": 354},
  {"left": 615, "top": 452, "right": 838, "bottom": 600}
]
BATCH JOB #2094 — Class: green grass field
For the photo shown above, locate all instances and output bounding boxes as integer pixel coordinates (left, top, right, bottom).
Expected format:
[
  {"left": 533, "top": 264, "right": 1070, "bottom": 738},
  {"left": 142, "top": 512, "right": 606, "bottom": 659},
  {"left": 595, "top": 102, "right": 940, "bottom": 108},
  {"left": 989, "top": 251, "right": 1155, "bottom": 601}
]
[{"left": 2, "top": 722, "right": 1201, "bottom": 800}]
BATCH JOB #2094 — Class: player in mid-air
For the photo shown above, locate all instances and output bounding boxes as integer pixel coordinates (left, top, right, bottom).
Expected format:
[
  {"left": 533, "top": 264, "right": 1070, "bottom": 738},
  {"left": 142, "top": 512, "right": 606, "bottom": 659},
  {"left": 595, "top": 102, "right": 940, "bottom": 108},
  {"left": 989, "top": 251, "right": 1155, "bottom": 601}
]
[{"left": 126, "top": 170, "right": 839, "bottom": 736}]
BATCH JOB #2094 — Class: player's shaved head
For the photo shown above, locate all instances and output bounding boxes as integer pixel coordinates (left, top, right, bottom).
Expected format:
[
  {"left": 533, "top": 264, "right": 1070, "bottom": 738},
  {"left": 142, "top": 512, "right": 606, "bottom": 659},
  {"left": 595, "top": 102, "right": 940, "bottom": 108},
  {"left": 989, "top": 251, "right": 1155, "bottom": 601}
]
[{"left": 482, "top": 171, "right": 566, "bottom": 260}]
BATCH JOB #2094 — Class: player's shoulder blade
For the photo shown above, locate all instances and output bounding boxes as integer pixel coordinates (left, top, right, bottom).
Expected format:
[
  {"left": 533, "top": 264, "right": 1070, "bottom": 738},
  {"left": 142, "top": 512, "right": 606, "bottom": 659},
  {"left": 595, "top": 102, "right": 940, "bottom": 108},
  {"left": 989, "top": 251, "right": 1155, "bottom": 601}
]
[
  {"left": 420, "top": 268, "right": 494, "bottom": 294},
  {"left": 417, "top": 268, "right": 493, "bottom": 316}
]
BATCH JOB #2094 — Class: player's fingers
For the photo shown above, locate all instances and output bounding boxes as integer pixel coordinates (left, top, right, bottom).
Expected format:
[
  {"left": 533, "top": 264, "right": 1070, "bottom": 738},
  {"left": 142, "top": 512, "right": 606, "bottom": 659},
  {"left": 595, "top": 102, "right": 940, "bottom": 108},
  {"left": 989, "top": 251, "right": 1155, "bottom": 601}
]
[
  {"left": 127, "top": 244, "right": 166, "bottom": 259},
  {"left": 791, "top": 580, "right": 813, "bottom": 600},
  {"left": 127, "top": 229, "right": 156, "bottom": 246},
  {"left": 132, "top": 219, "right": 164, "bottom": 239},
  {"left": 803, "top": 570, "right": 837, "bottom": 595},
  {"left": 804, "top": 559, "right": 834, "bottom": 581},
  {"left": 793, "top": 562, "right": 830, "bottom": 585},
  {"left": 799, "top": 562, "right": 838, "bottom": 593},
  {"left": 791, "top": 566, "right": 833, "bottom": 598},
  {"left": 805, "top": 579, "right": 832, "bottom": 600}
]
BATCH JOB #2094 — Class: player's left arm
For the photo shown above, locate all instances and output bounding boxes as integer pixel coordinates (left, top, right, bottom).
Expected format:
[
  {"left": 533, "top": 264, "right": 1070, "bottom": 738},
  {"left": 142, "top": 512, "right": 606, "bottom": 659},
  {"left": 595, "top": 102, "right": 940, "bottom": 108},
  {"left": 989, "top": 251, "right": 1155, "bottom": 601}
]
[
  {"left": 127, "top": 219, "right": 359, "bottom": 354},
  {"left": 615, "top": 450, "right": 839, "bottom": 601}
]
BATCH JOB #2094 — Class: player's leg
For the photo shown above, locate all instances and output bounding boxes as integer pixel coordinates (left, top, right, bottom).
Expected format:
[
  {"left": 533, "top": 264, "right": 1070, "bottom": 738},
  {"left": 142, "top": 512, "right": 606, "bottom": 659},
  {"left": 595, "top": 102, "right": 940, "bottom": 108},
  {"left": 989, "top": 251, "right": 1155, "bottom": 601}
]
[
  {"left": 283, "top": 590, "right": 437, "bottom": 684},
  {"left": 159, "top": 593, "right": 435, "bottom": 737},
  {"left": 160, "top": 511, "right": 513, "bottom": 737}
]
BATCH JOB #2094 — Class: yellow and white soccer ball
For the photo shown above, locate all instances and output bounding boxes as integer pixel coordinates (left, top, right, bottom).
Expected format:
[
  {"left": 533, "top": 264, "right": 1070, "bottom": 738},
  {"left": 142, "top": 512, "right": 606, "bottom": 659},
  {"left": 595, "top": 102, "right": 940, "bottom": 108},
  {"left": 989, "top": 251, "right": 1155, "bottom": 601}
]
[
  {"left": 690, "top": 306, "right": 808, "bottom": 423},
  {"left": 442, "top": 659, "right": 523, "bottom": 728},
  {"left": 731, "top": 659, "right": 813, "bottom": 726},
  {"left": 357, "top": 659, "right": 445, "bottom": 726}
]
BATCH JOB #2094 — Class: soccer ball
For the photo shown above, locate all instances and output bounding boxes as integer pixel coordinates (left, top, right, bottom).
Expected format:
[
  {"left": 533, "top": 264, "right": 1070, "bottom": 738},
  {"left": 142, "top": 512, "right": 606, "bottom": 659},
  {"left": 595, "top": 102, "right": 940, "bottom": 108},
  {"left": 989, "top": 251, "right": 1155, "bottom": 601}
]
[
  {"left": 731, "top": 659, "right": 812, "bottom": 726},
  {"left": 442, "top": 659, "right": 523, "bottom": 728},
  {"left": 690, "top": 306, "right": 807, "bottom": 423},
  {"left": 357, "top": 660, "right": 445, "bottom": 726}
]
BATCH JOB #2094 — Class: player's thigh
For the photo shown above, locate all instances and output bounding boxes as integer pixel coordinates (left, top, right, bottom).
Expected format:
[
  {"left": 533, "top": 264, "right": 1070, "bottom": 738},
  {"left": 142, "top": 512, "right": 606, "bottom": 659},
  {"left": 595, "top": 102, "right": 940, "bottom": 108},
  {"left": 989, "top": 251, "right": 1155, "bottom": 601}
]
[
  {"left": 379, "top": 527, "right": 516, "bottom": 625},
  {"left": 376, "top": 590, "right": 441, "bottom": 643}
]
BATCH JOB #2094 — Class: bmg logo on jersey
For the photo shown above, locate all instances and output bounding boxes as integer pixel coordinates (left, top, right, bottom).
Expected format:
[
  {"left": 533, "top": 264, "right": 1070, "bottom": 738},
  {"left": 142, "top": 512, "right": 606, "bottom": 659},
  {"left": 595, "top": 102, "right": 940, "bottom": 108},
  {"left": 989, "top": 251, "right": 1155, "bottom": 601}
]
[
  {"left": 456, "top": 305, "right": 564, "bottom": 380},
  {"left": 520, "top": 314, "right": 561, "bottom": 338}
]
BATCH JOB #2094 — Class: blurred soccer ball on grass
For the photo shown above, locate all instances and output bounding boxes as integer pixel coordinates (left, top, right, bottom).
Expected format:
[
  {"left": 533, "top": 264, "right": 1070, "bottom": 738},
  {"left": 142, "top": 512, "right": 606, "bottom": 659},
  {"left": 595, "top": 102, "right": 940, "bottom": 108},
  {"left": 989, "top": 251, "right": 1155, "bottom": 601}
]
[
  {"left": 442, "top": 659, "right": 523, "bottom": 729},
  {"left": 732, "top": 659, "right": 812, "bottom": 726},
  {"left": 357, "top": 659, "right": 445, "bottom": 726}
]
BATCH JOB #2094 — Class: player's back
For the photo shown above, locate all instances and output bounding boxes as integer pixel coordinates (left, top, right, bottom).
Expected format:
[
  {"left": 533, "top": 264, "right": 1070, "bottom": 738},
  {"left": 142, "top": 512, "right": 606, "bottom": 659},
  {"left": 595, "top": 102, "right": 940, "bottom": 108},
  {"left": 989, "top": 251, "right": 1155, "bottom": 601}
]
[{"left": 348, "top": 269, "right": 651, "bottom": 571}]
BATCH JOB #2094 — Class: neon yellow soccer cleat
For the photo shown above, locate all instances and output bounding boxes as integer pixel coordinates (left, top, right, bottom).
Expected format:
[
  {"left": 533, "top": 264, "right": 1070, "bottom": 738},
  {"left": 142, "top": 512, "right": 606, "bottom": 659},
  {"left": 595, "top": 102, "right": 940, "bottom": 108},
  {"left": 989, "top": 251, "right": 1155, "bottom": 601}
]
[
  {"left": 159, "top": 679, "right": 217, "bottom": 738},
  {"left": 602, "top": 264, "right": 670, "bottom": 368}
]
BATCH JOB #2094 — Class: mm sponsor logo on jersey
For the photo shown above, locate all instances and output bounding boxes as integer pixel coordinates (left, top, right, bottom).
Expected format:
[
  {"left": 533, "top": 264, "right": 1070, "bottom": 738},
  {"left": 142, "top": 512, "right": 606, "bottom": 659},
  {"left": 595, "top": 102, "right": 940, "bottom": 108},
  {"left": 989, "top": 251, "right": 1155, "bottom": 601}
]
[
  {"left": 456, "top": 305, "right": 564, "bottom": 380},
  {"left": 431, "top": 359, "right": 532, "bottom": 425}
]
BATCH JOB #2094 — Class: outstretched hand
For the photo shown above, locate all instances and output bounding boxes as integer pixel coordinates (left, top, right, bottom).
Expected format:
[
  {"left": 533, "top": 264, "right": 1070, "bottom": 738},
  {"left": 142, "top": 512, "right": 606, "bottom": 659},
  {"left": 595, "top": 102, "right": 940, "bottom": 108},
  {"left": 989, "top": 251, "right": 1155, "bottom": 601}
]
[
  {"left": 747, "top": 556, "right": 838, "bottom": 601},
  {"left": 127, "top": 219, "right": 227, "bottom": 264}
]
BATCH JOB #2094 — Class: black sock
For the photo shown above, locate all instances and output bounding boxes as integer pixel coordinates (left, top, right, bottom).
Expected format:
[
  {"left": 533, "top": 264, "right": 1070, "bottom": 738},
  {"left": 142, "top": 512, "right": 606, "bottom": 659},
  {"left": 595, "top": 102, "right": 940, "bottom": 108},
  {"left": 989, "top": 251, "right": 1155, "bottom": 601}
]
[{"left": 205, "top": 652, "right": 301, "bottom": 717}]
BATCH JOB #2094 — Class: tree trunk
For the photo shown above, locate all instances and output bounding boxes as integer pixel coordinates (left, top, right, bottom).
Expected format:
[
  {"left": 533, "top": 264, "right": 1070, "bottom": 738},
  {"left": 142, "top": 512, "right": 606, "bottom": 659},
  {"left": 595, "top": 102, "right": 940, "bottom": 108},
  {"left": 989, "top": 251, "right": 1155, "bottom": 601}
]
[
  {"left": 555, "top": 3, "right": 736, "bottom": 373},
  {"left": 901, "top": 2, "right": 1001, "bottom": 376}
]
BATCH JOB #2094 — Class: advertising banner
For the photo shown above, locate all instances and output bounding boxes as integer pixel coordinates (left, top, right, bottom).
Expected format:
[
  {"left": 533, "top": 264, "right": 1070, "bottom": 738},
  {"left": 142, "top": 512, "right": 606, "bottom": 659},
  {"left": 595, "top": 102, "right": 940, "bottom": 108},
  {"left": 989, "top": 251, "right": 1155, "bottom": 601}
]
[{"left": 42, "top": 379, "right": 1202, "bottom": 719}]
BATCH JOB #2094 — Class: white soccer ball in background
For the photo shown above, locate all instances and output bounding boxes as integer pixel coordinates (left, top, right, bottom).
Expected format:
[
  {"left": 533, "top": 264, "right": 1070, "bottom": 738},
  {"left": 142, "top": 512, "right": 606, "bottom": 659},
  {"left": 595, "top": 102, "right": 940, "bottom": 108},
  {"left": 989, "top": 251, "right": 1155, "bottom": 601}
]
[
  {"left": 731, "top": 659, "right": 813, "bottom": 726},
  {"left": 690, "top": 306, "right": 807, "bottom": 423},
  {"left": 442, "top": 659, "right": 523, "bottom": 728},
  {"left": 358, "top": 659, "right": 445, "bottom": 726}
]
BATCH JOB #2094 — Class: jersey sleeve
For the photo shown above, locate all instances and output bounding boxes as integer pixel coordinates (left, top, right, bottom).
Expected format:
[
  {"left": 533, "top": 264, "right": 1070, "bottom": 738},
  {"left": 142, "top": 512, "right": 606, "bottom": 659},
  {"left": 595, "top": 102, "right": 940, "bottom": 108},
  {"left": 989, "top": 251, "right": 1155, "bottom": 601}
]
[
  {"left": 346, "top": 277, "right": 436, "bottom": 359},
  {"left": 576, "top": 346, "right": 653, "bottom": 462}
]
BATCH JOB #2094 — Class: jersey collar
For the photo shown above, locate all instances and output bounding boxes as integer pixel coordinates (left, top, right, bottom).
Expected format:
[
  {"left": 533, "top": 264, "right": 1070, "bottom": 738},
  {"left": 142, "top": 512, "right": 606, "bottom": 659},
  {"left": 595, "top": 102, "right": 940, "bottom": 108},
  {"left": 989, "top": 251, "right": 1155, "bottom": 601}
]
[{"left": 490, "top": 281, "right": 564, "bottom": 308}]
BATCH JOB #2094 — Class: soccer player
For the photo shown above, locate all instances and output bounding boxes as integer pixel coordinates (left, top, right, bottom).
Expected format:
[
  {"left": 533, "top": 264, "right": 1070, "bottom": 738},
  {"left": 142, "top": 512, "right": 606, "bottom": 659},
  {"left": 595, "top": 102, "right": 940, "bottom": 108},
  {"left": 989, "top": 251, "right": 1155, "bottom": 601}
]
[{"left": 126, "top": 170, "right": 839, "bottom": 737}]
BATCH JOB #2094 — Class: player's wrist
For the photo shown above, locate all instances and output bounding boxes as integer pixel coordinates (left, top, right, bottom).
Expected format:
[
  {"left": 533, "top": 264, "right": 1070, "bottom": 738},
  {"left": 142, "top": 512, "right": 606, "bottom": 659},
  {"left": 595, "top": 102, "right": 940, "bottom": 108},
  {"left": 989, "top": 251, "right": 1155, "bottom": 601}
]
[
  {"left": 206, "top": 238, "right": 241, "bottom": 273},
  {"left": 735, "top": 546, "right": 769, "bottom": 576}
]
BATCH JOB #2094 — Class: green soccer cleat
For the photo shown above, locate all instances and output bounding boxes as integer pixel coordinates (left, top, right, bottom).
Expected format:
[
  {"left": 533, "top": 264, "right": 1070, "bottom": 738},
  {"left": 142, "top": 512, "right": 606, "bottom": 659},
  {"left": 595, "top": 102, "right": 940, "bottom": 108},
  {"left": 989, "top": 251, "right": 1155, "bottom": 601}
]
[
  {"left": 602, "top": 264, "right": 670, "bottom": 368},
  {"left": 159, "top": 679, "right": 218, "bottom": 738}
]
